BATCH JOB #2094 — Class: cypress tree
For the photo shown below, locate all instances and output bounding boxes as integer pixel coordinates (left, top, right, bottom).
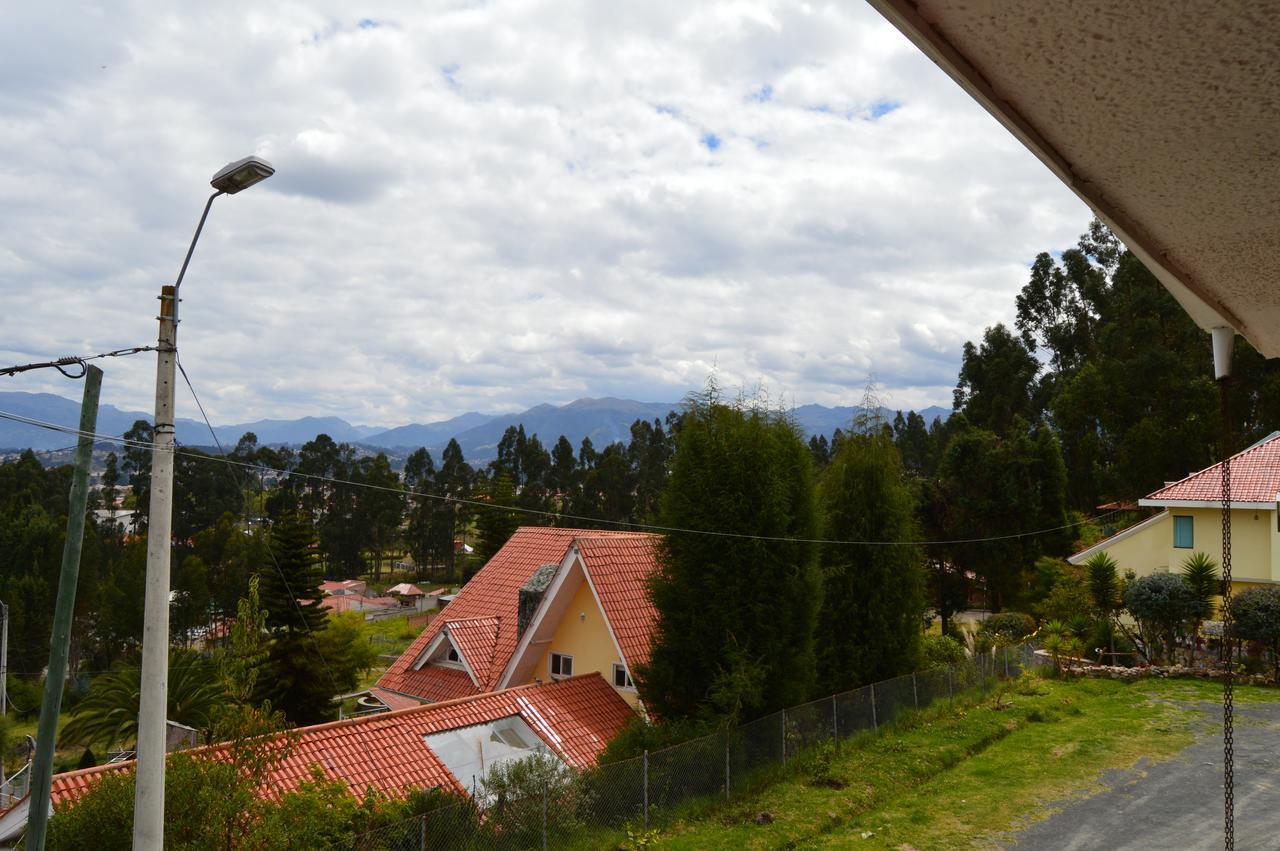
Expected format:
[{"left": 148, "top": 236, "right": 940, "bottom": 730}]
[
  {"left": 815, "top": 430, "right": 925, "bottom": 692},
  {"left": 639, "top": 395, "right": 820, "bottom": 721}
]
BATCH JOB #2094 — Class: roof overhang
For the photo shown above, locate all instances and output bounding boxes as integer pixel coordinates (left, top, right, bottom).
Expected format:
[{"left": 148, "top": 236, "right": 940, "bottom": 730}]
[
  {"left": 1138, "top": 499, "right": 1275, "bottom": 511},
  {"left": 868, "top": 0, "right": 1280, "bottom": 355}
]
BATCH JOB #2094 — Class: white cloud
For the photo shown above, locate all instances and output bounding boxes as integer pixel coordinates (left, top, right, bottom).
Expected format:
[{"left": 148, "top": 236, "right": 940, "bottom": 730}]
[{"left": 0, "top": 0, "right": 1090, "bottom": 429}]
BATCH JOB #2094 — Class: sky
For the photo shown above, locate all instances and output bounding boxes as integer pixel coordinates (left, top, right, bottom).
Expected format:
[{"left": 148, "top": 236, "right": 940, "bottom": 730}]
[{"left": 0, "top": 1, "right": 1091, "bottom": 429}]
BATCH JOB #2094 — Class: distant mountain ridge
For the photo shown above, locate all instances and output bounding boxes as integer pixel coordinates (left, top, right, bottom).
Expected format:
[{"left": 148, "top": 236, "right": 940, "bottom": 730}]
[{"left": 0, "top": 390, "right": 950, "bottom": 461}]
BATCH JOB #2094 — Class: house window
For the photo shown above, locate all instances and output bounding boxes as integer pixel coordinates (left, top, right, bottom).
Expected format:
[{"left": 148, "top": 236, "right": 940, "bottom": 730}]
[
  {"left": 1173, "top": 515, "right": 1194, "bottom": 549},
  {"left": 612, "top": 663, "right": 635, "bottom": 690},
  {"left": 446, "top": 646, "right": 460, "bottom": 663},
  {"left": 550, "top": 653, "right": 573, "bottom": 679}
]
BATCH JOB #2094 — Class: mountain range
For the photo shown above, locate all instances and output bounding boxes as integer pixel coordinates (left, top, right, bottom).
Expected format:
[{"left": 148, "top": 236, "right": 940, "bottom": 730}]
[{"left": 0, "top": 391, "right": 950, "bottom": 463}]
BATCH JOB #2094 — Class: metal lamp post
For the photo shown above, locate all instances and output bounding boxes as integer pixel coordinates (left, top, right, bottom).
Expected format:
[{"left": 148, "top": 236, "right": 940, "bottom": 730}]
[{"left": 131, "top": 155, "right": 273, "bottom": 851}]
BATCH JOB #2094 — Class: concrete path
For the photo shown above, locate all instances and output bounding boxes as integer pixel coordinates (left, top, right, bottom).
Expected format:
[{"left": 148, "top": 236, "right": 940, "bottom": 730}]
[{"left": 1005, "top": 700, "right": 1280, "bottom": 850}]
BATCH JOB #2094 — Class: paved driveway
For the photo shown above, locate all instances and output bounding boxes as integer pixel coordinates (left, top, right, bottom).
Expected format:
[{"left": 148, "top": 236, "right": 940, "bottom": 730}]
[{"left": 1006, "top": 700, "right": 1280, "bottom": 850}]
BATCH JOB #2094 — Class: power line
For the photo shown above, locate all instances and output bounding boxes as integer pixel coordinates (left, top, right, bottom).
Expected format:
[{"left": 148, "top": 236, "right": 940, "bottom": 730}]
[
  {"left": 1, "top": 346, "right": 157, "bottom": 379},
  {"left": 0, "top": 406, "right": 1126, "bottom": 547}
]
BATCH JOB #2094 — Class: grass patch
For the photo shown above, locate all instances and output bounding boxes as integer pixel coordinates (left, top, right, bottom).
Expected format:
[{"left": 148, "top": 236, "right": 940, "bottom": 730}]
[{"left": 625, "top": 675, "right": 1255, "bottom": 850}]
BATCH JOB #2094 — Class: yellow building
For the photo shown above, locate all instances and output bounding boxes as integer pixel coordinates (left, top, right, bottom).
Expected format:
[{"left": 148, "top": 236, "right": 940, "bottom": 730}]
[
  {"left": 1070, "top": 433, "right": 1280, "bottom": 596},
  {"left": 377, "top": 527, "right": 658, "bottom": 713}
]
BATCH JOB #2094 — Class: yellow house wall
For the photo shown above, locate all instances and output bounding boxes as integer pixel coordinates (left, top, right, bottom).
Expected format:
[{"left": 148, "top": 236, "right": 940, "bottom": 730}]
[
  {"left": 1100, "top": 508, "right": 1274, "bottom": 583},
  {"left": 529, "top": 576, "right": 641, "bottom": 708}
]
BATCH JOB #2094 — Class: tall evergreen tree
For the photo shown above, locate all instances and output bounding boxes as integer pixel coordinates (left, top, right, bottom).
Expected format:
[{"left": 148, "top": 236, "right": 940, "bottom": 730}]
[
  {"left": 815, "top": 430, "right": 925, "bottom": 692},
  {"left": 639, "top": 395, "right": 821, "bottom": 720},
  {"left": 474, "top": 474, "right": 520, "bottom": 564},
  {"left": 258, "top": 512, "right": 332, "bottom": 724}
]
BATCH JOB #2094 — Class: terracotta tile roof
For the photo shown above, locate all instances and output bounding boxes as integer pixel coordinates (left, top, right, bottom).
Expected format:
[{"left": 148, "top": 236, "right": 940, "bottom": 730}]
[
  {"left": 1144, "top": 432, "right": 1280, "bottom": 504},
  {"left": 367, "top": 687, "right": 424, "bottom": 712},
  {"left": 321, "top": 593, "right": 398, "bottom": 614},
  {"left": 378, "top": 527, "right": 646, "bottom": 702},
  {"left": 576, "top": 535, "right": 661, "bottom": 670},
  {"left": 445, "top": 617, "right": 501, "bottom": 685},
  {"left": 43, "top": 674, "right": 634, "bottom": 813}
]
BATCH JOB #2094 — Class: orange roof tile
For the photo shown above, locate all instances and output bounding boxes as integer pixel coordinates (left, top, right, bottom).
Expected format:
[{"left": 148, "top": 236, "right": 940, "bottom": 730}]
[
  {"left": 1144, "top": 432, "right": 1280, "bottom": 504},
  {"left": 445, "top": 617, "right": 501, "bottom": 685},
  {"left": 379, "top": 527, "right": 648, "bottom": 702},
  {"left": 576, "top": 535, "right": 661, "bottom": 670},
  {"left": 42, "top": 675, "right": 634, "bottom": 813}
]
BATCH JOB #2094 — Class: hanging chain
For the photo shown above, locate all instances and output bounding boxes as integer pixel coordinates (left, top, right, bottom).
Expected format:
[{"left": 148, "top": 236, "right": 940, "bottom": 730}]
[{"left": 1219, "top": 378, "right": 1234, "bottom": 850}]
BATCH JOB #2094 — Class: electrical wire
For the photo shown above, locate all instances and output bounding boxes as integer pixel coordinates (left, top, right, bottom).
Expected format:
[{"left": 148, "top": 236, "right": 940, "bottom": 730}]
[
  {"left": 0, "top": 346, "right": 157, "bottom": 379},
  {"left": 0, "top": 406, "right": 1126, "bottom": 547}
]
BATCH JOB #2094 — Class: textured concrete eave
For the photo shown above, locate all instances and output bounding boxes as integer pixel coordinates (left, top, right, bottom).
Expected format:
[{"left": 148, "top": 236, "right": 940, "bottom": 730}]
[{"left": 866, "top": 0, "right": 1262, "bottom": 351}]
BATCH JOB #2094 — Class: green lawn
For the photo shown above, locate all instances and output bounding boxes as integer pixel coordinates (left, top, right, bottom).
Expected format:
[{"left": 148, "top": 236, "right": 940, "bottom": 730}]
[{"left": 630, "top": 675, "right": 1275, "bottom": 850}]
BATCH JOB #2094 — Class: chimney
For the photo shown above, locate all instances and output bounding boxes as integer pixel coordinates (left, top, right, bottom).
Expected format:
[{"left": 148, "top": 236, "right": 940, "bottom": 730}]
[{"left": 518, "top": 563, "right": 559, "bottom": 638}]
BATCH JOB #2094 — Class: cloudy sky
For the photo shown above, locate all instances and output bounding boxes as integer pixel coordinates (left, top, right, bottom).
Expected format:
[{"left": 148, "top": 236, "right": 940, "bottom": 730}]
[{"left": 1, "top": 1, "right": 1090, "bottom": 428}]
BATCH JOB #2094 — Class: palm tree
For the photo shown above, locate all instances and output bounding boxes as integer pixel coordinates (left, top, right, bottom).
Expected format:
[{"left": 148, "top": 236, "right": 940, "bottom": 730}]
[
  {"left": 61, "top": 649, "right": 229, "bottom": 751},
  {"left": 1086, "top": 553, "right": 1121, "bottom": 662},
  {"left": 1181, "top": 551, "right": 1220, "bottom": 666}
]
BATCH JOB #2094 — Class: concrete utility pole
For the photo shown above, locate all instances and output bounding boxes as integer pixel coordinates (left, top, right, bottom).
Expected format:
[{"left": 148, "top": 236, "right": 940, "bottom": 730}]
[
  {"left": 26, "top": 364, "right": 102, "bottom": 850},
  {"left": 132, "top": 156, "right": 273, "bottom": 851},
  {"left": 1, "top": 599, "right": 8, "bottom": 717}
]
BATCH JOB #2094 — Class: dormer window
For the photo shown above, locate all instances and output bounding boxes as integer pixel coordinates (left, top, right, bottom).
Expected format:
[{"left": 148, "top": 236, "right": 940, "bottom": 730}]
[{"left": 447, "top": 646, "right": 460, "bottom": 663}]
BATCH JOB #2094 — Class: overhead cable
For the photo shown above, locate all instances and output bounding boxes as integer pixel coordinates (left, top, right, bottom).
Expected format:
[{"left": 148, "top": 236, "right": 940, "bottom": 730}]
[{"left": 0, "top": 406, "right": 1125, "bottom": 548}]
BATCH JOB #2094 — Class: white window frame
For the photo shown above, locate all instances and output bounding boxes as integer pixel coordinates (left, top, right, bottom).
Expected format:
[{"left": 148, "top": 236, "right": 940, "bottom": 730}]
[
  {"left": 549, "top": 652, "right": 573, "bottom": 680},
  {"left": 612, "top": 662, "right": 635, "bottom": 690}
]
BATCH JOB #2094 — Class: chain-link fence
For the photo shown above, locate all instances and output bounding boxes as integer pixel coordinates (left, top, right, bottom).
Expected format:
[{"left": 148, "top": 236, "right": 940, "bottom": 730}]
[{"left": 332, "top": 644, "right": 1043, "bottom": 850}]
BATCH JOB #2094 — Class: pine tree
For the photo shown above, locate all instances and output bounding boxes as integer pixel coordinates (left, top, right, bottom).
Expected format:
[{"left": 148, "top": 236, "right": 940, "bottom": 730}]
[
  {"left": 815, "top": 430, "right": 924, "bottom": 692},
  {"left": 639, "top": 395, "right": 821, "bottom": 720},
  {"left": 258, "top": 512, "right": 332, "bottom": 724},
  {"left": 474, "top": 474, "right": 519, "bottom": 564}
]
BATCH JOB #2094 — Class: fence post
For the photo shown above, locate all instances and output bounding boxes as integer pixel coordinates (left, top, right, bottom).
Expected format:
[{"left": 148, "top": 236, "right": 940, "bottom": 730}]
[
  {"left": 832, "top": 694, "right": 838, "bottom": 740},
  {"left": 1004, "top": 647, "right": 1010, "bottom": 678},
  {"left": 642, "top": 750, "right": 649, "bottom": 830},
  {"left": 912, "top": 672, "right": 919, "bottom": 709},
  {"left": 724, "top": 730, "right": 731, "bottom": 800},
  {"left": 947, "top": 666, "right": 954, "bottom": 700},
  {"left": 870, "top": 683, "right": 878, "bottom": 729},
  {"left": 781, "top": 709, "right": 787, "bottom": 766},
  {"left": 420, "top": 812, "right": 426, "bottom": 851},
  {"left": 541, "top": 773, "right": 548, "bottom": 851}
]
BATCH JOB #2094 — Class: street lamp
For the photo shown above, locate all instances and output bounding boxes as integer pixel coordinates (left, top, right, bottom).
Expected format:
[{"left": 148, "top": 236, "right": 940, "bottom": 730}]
[{"left": 132, "top": 156, "right": 273, "bottom": 851}]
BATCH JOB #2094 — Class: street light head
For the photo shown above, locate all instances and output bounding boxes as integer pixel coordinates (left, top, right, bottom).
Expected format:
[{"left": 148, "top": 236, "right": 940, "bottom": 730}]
[{"left": 210, "top": 155, "right": 275, "bottom": 195}]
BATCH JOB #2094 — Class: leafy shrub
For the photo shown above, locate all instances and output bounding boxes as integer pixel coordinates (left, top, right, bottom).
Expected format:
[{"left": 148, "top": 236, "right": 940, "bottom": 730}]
[
  {"left": 1124, "top": 573, "right": 1196, "bottom": 663},
  {"left": 1230, "top": 586, "right": 1280, "bottom": 678},
  {"left": 920, "top": 634, "right": 967, "bottom": 669},
  {"left": 796, "top": 738, "right": 842, "bottom": 787},
  {"left": 979, "top": 612, "right": 1035, "bottom": 644},
  {"left": 598, "top": 715, "right": 716, "bottom": 764},
  {"left": 480, "top": 753, "right": 583, "bottom": 845}
]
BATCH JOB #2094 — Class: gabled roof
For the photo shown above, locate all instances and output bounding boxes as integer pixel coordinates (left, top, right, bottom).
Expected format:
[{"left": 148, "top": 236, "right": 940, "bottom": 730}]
[
  {"left": 1141, "top": 432, "right": 1280, "bottom": 506},
  {"left": 378, "top": 527, "right": 649, "bottom": 702},
  {"left": 39, "top": 674, "right": 634, "bottom": 813},
  {"left": 573, "top": 536, "right": 660, "bottom": 671},
  {"left": 499, "top": 533, "right": 660, "bottom": 690},
  {"left": 445, "top": 617, "right": 501, "bottom": 685}
]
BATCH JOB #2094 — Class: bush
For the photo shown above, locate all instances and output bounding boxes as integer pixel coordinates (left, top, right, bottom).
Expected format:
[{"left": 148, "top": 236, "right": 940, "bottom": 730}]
[
  {"left": 1125, "top": 573, "right": 1196, "bottom": 663},
  {"left": 598, "top": 715, "right": 716, "bottom": 765},
  {"left": 1230, "top": 586, "right": 1280, "bottom": 678},
  {"left": 920, "top": 634, "right": 967, "bottom": 669},
  {"left": 979, "top": 612, "right": 1035, "bottom": 644}
]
